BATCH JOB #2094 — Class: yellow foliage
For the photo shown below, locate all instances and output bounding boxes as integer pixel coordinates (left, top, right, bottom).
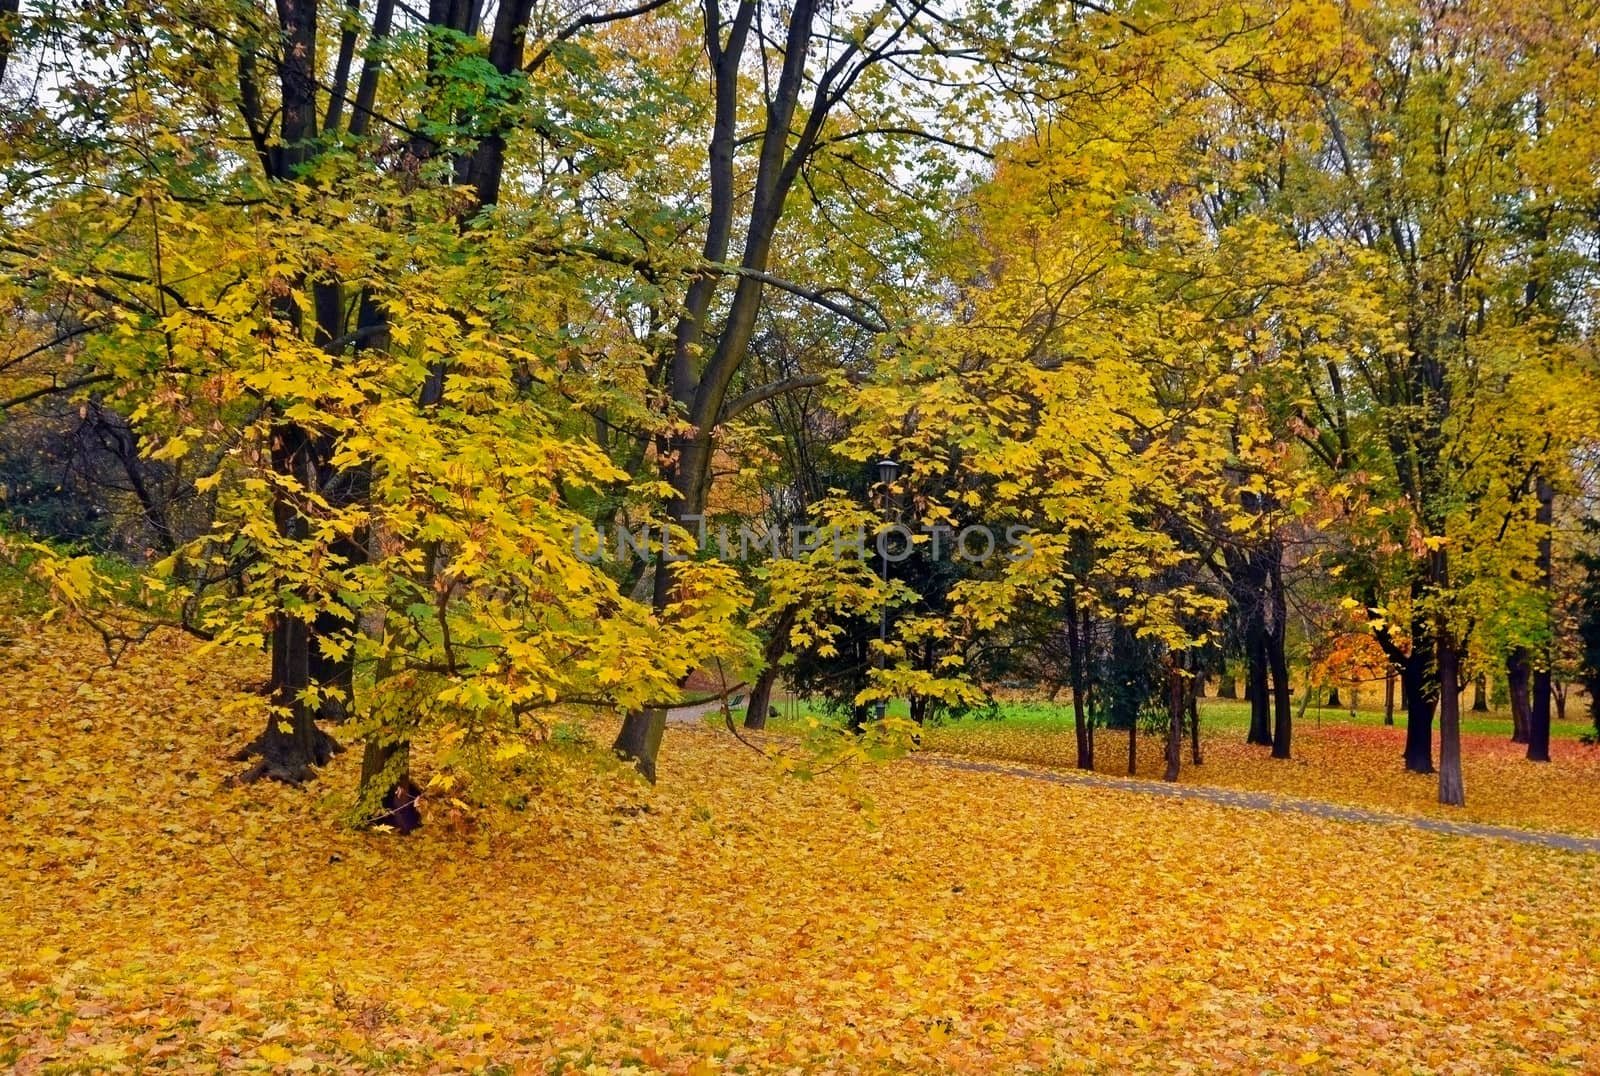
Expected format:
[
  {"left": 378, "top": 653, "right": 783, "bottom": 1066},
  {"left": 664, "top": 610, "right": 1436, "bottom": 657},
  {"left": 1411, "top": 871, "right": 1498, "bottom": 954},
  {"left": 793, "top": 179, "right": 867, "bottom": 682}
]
[{"left": 2, "top": 619, "right": 1598, "bottom": 1071}]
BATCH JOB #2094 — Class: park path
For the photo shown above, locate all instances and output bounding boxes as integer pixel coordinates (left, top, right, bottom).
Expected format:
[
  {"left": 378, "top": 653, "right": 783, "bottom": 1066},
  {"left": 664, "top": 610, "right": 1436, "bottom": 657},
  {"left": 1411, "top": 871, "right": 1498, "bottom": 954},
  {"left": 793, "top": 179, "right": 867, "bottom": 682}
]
[{"left": 917, "top": 753, "right": 1600, "bottom": 854}]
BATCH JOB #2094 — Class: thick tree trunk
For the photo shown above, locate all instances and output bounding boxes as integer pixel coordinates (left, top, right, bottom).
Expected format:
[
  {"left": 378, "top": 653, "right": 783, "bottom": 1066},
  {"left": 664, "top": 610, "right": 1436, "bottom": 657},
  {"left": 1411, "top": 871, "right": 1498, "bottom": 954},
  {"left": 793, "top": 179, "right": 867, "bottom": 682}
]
[
  {"left": 358, "top": 736, "right": 414, "bottom": 830},
  {"left": 1437, "top": 629, "right": 1464, "bottom": 806},
  {"left": 1508, "top": 648, "right": 1532, "bottom": 744},
  {"left": 1326, "top": 686, "right": 1341, "bottom": 708},
  {"left": 233, "top": 609, "right": 343, "bottom": 784},
  {"left": 743, "top": 666, "right": 781, "bottom": 731},
  {"left": 1217, "top": 670, "right": 1238, "bottom": 699},
  {"left": 1530, "top": 666, "right": 1553, "bottom": 762},
  {"left": 1471, "top": 673, "right": 1488, "bottom": 713},
  {"left": 234, "top": 422, "right": 341, "bottom": 783},
  {"left": 1401, "top": 648, "right": 1436, "bottom": 774}
]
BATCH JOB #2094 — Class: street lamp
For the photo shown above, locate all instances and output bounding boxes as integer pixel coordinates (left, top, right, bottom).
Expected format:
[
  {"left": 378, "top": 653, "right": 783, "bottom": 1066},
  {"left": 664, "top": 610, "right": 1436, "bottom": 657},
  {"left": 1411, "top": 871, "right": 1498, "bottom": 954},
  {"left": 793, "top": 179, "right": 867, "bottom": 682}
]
[{"left": 874, "top": 459, "right": 899, "bottom": 722}]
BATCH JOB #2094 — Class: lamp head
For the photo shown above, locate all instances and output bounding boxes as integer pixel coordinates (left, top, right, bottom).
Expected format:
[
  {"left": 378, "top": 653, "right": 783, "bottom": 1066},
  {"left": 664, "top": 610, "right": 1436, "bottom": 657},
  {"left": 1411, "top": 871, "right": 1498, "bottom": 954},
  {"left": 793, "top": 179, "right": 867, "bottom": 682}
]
[{"left": 876, "top": 458, "right": 900, "bottom": 486}]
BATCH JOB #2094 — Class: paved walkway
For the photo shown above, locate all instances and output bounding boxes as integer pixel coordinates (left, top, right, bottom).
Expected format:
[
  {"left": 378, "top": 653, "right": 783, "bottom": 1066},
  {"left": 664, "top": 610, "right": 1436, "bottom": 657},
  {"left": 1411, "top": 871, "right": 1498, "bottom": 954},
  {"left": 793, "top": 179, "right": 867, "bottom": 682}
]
[
  {"left": 918, "top": 754, "right": 1600, "bottom": 854},
  {"left": 666, "top": 699, "right": 735, "bottom": 724}
]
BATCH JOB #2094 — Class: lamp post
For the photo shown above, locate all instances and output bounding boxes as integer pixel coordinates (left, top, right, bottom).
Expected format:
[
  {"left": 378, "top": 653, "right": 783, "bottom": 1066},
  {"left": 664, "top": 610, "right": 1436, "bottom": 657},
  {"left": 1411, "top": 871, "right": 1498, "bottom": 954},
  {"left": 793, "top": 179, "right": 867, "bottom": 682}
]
[{"left": 874, "top": 458, "right": 899, "bottom": 723}]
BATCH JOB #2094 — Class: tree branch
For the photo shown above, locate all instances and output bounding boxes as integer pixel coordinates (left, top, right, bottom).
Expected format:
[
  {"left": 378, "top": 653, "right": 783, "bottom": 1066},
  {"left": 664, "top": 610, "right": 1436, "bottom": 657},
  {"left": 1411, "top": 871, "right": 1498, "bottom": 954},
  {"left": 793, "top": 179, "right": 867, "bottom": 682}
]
[{"left": 722, "top": 373, "right": 829, "bottom": 421}]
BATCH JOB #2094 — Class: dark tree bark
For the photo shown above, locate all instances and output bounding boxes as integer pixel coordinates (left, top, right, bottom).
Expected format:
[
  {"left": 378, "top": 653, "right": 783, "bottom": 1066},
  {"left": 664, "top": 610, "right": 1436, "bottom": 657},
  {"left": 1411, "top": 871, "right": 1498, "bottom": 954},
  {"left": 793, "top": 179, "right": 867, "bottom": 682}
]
[
  {"left": 1268, "top": 628, "right": 1292, "bottom": 760},
  {"left": 1471, "top": 673, "right": 1488, "bottom": 712},
  {"left": 1528, "top": 476, "right": 1554, "bottom": 762},
  {"left": 1064, "top": 585, "right": 1094, "bottom": 770},
  {"left": 1188, "top": 673, "right": 1203, "bottom": 765},
  {"left": 743, "top": 605, "right": 797, "bottom": 730},
  {"left": 1399, "top": 643, "right": 1437, "bottom": 774},
  {"left": 1326, "top": 686, "right": 1341, "bottom": 708},
  {"left": 1163, "top": 656, "right": 1184, "bottom": 782},
  {"left": 1384, "top": 667, "right": 1396, "bottom": 725},
  {"left": 1508, "top": 648, "right": 1532, "bottom": 744},
  {"left": 1246, "top": 618, "right": 1272, "bottom": 746},
  {"left": 1217, "top": 670, "right": 1238, "bottom": 699},
  {"left": 1437, "top": 627, "right": 1464, "bottom": 805}
]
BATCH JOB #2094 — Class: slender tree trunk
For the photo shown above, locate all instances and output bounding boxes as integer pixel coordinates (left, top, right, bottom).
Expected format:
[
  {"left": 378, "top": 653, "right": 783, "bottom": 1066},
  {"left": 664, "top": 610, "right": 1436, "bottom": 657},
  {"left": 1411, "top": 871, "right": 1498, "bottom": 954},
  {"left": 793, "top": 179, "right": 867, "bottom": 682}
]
[
  {"left": 1246, "top": 620, "right": 1273, "bottom": 746},
  {"left": 1163, "top": 656, "right": 1183, "bottom": 782},
  {"left": 743, "top": 605, "right": 797, "bottom": 730},
  {"left": 1188, "top": 675, "right": 1203, "bottom": 765},
  {"left": 1471, "top": 673, "right": 1488, "bottom": 713},
  {"left": 1508, "top": 648, "right": 1532, "bottom": 744},
  {"left": 1437, "top": 627, "right": 1464, "bottom": 806},
  {"left": 1384, "top": 667, "right": 1396, "bottom": 725},
  {"left": 1553, "top": 682, "right": 1567, "bottom": 722},
  {"left": 1127, "top": 717, "right": 1137, "bottom": 776},
  {"left": 1267, "top": 551, "right": 1292, "bottom": 758},
  {"left": 1528, "top": 476, "right": 1554, "bottom": 762},
  {"left": 1065, "top": 590, "right": 1093, "bottom": 770},
  {"left": 1268, "top": 628, "right": 1292, "bottom": 760}
]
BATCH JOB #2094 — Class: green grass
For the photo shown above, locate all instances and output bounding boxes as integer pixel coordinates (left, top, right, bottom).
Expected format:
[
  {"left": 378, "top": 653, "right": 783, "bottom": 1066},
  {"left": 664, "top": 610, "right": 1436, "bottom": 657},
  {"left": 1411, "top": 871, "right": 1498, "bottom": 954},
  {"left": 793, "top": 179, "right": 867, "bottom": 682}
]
[{"left": 737, "top": 693, "right": 1592, "bottom": 741}]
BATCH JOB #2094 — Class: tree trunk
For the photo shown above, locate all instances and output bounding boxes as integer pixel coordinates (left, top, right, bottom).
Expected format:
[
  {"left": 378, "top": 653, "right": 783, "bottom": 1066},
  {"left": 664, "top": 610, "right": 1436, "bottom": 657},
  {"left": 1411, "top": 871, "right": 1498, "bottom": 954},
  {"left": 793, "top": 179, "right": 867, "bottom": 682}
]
[
  {"left": 1246, "top": 620, "right": 1273, "bottom": 746},
  {"left": 358, "top": 735, "right": 410, "bottom": 827},
  {"left": 1217, "top": 670, "right": 1238, "bottom": 699},
  {"left": 1326, "top": 686, "right": 1341, "bottom": 708},
  {"left": 1384, "top": 667, "right": 1395, "bottom": 725},
  {"left": 1471, "top": 673, "right": 1488, "bottom": 712},
  {"left": 1553, "top": 681, "right": 1567, "bottom": 722},
  {"left": 1064, "top": 590, "right": 1094, "bottom": 770},
  {"left": 613, "top": 0, "right": 839, "bottom": 779},
  {"left": 743, "top": 665, "right": 781, "bottom": 731},
  {"left": 1437, "top": 627, "right": 1464, "bottom": 806},
  {"left": 1528, "top": 476, "right": 1554, "bottom": 762},
  {"left": 1127, "top": 717, "right": 1137, "bottom": 776},
  {"left": 1163, "top": 656, "right": 1183, "bottom": 782},
  {"left": 1508, "top": 648, "right": 1532, "bottom": 744},
  {"left": 233, "top": 424, "right": 341, "bottom": 783},
  {"left": 1188, "top": 675, "right": 1203, "bottom": 765},
  {"left": 1268, "top": 627, "right": 1292, "bottom": 760},
  {"left": 1401, "top": 646, "right": 1436, "bottom": 774},
  {"left": 743, "top": 605, "right": 798, "bottom": 730},
  {"left": 233, "top": 608, "right": 342, "bottom": 784}
]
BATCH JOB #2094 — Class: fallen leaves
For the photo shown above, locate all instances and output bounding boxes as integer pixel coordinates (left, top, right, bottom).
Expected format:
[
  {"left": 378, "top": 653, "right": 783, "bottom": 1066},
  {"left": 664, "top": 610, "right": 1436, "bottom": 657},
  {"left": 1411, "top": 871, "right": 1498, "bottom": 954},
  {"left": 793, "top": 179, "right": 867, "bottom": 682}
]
[
  {"left": 2, "top": 619, "right": 1599, "bottom": 1072},
  {"left": 923, "top": 714, "right": 1600, "bottom": 838}
]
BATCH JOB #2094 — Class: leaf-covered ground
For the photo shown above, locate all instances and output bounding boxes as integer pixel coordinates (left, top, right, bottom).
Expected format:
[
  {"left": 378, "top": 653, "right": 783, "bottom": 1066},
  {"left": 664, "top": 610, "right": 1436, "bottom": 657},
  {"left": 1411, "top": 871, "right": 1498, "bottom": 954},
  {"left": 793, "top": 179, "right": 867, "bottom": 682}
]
[
  {"left": 921, "top": 713, "right": 1600, "bottom": 839},
  {"left": 4, "top": 620, "right": 1600, "bottom": 1073}
]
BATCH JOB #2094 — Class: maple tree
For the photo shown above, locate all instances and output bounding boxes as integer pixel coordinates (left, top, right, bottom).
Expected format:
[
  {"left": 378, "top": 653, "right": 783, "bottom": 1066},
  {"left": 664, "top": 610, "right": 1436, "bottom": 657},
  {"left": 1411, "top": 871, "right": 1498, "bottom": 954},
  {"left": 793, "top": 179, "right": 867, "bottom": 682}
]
[{"left": 6, "top": 0, "right": 1600, "bottom": 1067}]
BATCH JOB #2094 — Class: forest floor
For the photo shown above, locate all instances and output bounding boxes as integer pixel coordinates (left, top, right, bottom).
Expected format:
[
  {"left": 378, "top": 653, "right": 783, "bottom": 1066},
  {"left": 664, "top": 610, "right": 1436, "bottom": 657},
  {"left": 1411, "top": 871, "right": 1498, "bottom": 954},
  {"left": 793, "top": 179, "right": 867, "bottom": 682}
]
[
  {"left": 4, "top": 616, "right": 1600, "bottom": 1073},
  {"left": 917, "top": 709, "right": 1600, "bottom": 840}
]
